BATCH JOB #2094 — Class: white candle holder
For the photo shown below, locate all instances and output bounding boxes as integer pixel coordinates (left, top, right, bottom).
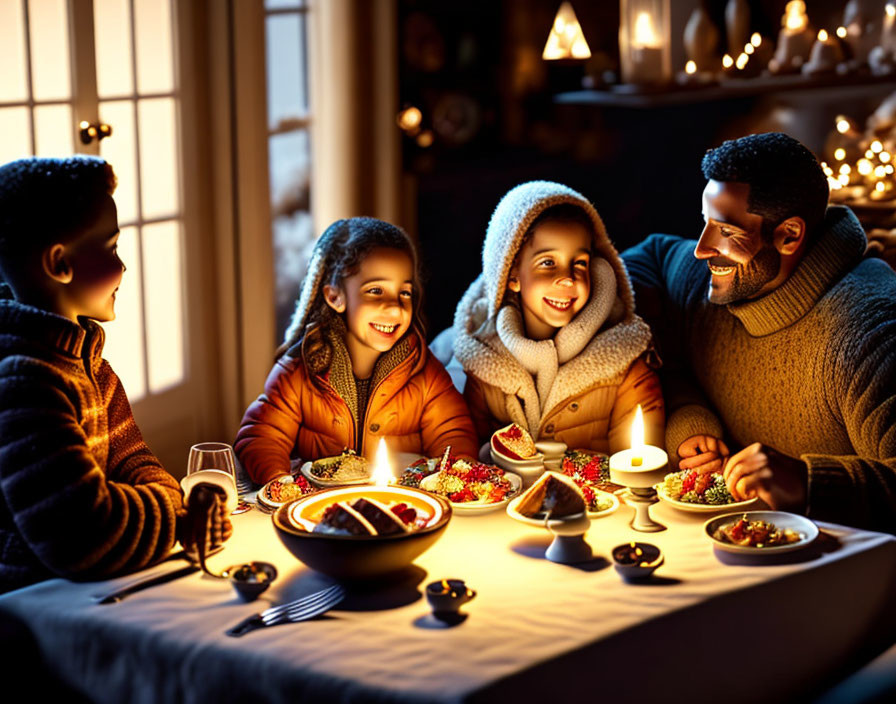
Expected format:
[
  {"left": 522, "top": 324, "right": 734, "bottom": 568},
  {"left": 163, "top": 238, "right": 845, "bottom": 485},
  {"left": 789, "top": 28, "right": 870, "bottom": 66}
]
[{"left": 609, "top": 446, "right": 668, "bottom": 532}]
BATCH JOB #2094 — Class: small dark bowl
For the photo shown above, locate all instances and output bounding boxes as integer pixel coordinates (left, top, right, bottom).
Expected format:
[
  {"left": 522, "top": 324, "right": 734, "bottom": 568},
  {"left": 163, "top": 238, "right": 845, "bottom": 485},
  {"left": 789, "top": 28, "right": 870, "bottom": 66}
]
[
  {"left": 224, "top": 561, "right": 278, "bottom": 601},
  {"left": 611, "top": 542, "right": 663, "bottom": 581},
  {"left": 273, "top": 485, "right": 452, "bottom": 581}
]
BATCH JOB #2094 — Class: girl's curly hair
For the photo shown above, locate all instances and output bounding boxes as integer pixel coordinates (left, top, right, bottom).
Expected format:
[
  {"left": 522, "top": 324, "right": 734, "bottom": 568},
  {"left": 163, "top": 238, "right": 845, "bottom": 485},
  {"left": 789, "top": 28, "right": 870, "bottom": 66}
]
[{"left": 277, "top": 218, "right": 426, "bottom": 386}]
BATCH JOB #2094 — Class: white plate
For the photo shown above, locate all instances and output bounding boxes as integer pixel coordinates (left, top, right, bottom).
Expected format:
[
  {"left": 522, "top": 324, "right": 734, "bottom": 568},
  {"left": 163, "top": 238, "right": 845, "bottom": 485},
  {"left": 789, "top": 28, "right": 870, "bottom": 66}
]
[
  {"left": 408, "top": 469, "right": 523, "bottom": 515},
  {"left": 704, "top": 511, "right": 819, "bottom": 554},
  {"left": 586, "top": 489, "right": 620, "bottom": 518},
  {"left": 257, "top": 474, "right": 317, "bottom": 512},
  {"left": 299, "top": 460, "right": 372, "bottom": 489},
  {"left": 655, "top": 484, "right": 759, "bottom": 513}
]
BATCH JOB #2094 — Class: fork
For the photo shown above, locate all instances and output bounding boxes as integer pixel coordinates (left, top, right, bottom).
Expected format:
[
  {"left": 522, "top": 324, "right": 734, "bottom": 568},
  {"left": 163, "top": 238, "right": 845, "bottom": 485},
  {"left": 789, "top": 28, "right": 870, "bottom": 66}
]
[{"left": 225, "top": 583, "right": 346, "bottom": 637}]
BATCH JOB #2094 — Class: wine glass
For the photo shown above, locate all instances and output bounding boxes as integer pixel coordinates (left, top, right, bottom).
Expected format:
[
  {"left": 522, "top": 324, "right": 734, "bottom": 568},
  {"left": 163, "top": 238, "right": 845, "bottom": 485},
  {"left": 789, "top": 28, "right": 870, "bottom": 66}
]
[{"left": 187, "top": 442, "right": 237, "bottom": 480}]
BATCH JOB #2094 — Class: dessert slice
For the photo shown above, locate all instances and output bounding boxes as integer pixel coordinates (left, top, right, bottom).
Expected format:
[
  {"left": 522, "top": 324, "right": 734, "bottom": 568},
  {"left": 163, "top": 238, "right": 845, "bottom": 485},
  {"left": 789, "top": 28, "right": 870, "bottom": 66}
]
[
  {"left": 313, "top": 501, "right": 376, "bottom": 535},
  {"left": 516, "top": 471, "right": 586, "bottom": 519},
  {"left": 351, "top": 497, "right": 410, "bottom": 536},
  {"left": 491, "top": 423, "right": 538, "bottom": 460}
]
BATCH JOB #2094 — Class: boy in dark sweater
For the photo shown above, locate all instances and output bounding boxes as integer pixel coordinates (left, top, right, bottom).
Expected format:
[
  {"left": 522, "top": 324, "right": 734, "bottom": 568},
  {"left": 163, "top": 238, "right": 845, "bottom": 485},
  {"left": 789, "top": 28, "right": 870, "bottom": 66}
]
[{"left": 0, "top": 156, "right": 227, "bottom": 593}]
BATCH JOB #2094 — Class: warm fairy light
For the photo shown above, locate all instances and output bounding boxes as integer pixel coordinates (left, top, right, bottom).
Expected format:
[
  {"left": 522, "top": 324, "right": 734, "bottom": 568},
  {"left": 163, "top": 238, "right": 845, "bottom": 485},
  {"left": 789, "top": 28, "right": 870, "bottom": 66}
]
[
  {"left": 751, "top": 33, "right": 762, "bottom": 47},
  {"left": 836, "top": 119, "right": 851, "bottom": 134},
  {"left": 877, "top": 181, "right": 887, "bottom": 192},
  {"left": 396, "top": 107, "right": 422, "bottom": 132},
  {"left": 818, "top": 29, "right": 828, "bottom": 42},
  {"left": 839, "top": 163, "right": 851, "bottom": 175},
  {"left": 881, "top": 151, "right": 892, "bottom": 163},
  {"left": 834, "top": 148, "right": 846, "bottom": 161},
  {"left": 685, "top": 60, "right": 697, "bottom": 74},
  {"left": 722, "top": 54, "right": 734, "bottom": 68},
  {"left": 79, "top": 120, "right": 89, "bottom": 129},
  {"left": 784, "top": 1, "right": 809, "bottom": 32},
  {"left": 828, "top": 176, "right": 843, "bottom": 190},
  {"left": 888, "top": 4, "right": 896, "bottom": 19},
  {"left": 736, "top": 53, "right": 749, "bottom": 69},
  {"left": 836, "top": 26, "right": 847, "bottom": 38},
  {"left": 630, "top": 405, "right": 645, "bottom": 467},
  {"left": 875, "top": 165, "right": 887, "bottom": 178},
  {"left": 745, "top": 43, "right": 755, "bottom": 55},
  {"left": 887, "top": 165, "right": 895, "bottom": 174},
  {"left": 372, "top": 438, "right": 393, "bottom": 486},
  {"left": 633, "top": 11, "right": 661, "bottom": 48},
  {"left": 858, "top": 159, "right": 873, "bottom": 175},
  {"left": 416, "top": 130, "right": 434, "bottom": 148},
  {"left": 838, "top": 173, "right": 850, "bottom": 186},
  {"left": 872, "top": 140, "right": 884, "bottom": 153},
  {"left": 543, "top": 1, "right": 591, "bottom": 60},
  {"left": 866, "top": 149, "right": 876, "bottom": 159}
]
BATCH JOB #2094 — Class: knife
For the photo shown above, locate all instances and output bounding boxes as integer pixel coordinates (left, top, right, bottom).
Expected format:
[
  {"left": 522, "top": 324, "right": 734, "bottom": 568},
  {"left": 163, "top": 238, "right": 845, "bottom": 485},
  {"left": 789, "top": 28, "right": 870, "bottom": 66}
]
[{"left": 94, "top": 563, "right": 200, "bottom": 604}]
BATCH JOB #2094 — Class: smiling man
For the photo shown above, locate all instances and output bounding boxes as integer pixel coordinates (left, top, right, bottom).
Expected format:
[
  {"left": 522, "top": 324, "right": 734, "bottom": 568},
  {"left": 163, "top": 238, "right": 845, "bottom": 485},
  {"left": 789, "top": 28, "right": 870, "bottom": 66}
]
[{"left": 622, "top": 132, "right": 896, "bottom": 533}]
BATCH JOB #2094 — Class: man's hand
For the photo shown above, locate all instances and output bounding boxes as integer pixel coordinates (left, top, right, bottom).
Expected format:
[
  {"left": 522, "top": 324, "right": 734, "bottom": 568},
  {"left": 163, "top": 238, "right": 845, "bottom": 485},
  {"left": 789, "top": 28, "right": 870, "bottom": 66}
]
[
  {"left": 677, "top": 435, "right": 730, "bottom": 474},
  {"left": 723, "top": 442, "right": 807, "bottom": 512},
  {"left": 179, "top": 484, "right": 234, "bottom": 557}
]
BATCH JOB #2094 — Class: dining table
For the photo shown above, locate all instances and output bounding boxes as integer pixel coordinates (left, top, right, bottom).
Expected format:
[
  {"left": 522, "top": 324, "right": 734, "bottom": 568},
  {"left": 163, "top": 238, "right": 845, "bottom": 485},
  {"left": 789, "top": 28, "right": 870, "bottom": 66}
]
[{"left": 1, "top": 491, "right": 895, "bottom": 704}]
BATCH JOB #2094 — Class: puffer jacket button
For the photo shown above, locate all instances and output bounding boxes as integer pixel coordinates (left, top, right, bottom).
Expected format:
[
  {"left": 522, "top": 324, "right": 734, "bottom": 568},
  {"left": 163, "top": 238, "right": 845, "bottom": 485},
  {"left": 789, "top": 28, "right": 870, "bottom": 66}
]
[
  {"left": 569, "top": 402, "right": 579, "bottom": 411},
  {"left": 545, "top": 423, "right": 555, "bottom": 434},
  {"left": 369, "top": 423, "right": 380, "bottom": 433}
]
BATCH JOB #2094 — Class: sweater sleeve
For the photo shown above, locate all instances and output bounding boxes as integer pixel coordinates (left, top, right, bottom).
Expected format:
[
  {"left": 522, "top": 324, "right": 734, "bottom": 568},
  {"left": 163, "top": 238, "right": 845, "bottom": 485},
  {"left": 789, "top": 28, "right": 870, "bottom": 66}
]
[
  {"left": 0, "top": 359, "right": 180, "bottom": 580},
  {"left": 608, "top": 356, "right": 665, "bottom": 455},
  {"left": 803, "top": 313, "right": 896, "bottom": 533},
  {"left": 234, "top": 359, "right": 305, "bottom": 485},
  {"left": 622, "top": 234, "right": 726, "bottom": 462},
  {"left": 463, "top": 374, "right": 502, "bottom": 446},
  {"left": 418, "top": 353, "right": 479, "bottom": 460}
]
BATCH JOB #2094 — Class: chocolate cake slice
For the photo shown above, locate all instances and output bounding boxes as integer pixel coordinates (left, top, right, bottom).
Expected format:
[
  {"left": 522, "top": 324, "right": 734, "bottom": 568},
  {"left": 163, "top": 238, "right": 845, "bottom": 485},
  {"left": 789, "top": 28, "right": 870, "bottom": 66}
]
[{"left": 516, "top": 472, "right": 585, "bottom": 518}]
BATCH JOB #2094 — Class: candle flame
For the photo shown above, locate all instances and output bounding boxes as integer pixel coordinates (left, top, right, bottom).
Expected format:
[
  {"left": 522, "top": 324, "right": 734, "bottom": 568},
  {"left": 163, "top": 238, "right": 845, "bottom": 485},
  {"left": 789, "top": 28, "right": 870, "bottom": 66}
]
[
  {"left": 631, "top": 404, "right": 645, "bottom": 466},
  {"left": 629, "top": 541, "right": 636, "bottom": 548},
  {"left": 633, "top": 11, "right": 660, "bottom": 48},
  {"left": 784, "top": 1, "right": 808, "bottom": 32},
  {"left": 372, "top": 437, "right": 393, "bottom": 486}
]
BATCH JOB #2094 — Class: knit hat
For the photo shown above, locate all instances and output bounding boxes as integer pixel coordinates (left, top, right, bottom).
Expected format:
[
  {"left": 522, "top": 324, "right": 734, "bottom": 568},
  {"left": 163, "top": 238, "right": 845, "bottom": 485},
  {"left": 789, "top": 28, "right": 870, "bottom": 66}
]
[{"left": 481, "top": 180, "right": 636, "bottom": 319}]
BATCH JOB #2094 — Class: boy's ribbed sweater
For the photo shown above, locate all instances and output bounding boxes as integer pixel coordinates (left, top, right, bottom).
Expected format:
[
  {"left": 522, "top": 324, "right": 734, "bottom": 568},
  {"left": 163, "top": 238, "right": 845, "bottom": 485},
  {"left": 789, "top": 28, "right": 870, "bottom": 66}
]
[
  {"left": 622, "top": 206, "right": 896, "bottom": 533},
  {"left": 0, "top": 300, "right": 183, "bottom": 592}
]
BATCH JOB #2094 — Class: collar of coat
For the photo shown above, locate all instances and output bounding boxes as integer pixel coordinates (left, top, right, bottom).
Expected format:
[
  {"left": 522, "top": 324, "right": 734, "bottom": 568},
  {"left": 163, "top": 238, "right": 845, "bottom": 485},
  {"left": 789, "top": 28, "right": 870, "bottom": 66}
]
[
  {"left": 0, "top": 299, "right": 105, "bottom": 364},
  {"left": 453, "top": 258, "right": 653, "bottom": 434},
  {"left": 726, "top": 206, "right": 867, "bottom": 337}
]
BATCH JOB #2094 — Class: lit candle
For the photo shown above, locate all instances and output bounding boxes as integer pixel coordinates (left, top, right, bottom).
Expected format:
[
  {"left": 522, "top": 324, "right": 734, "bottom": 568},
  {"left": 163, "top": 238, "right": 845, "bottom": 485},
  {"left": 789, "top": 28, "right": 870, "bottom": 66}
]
[
  {"left": 885, "top": 4, "right": 896, "bottom": 52},
  {"left": 631, "top": 405, "right": 645, "bottom": 466},
  {"left": 803, "top": 28, "right": 844, "bottom": 74},
  {"left": 622, "top": 9, "right": 666, "bottom": 84},
  {"left": 608, "top": 404, "right": 668, "bottom": 486},
  {"left": 372, "top": 437, "right": 393, "bottom": 486},
  {"left": 770, "top": 0, "right": 814, "bottom": 73}
]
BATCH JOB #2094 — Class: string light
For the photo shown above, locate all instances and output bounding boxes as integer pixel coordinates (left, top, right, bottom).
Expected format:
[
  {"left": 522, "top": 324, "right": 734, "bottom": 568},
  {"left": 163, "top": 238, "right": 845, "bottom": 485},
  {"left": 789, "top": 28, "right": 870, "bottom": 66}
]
[
  {"left": 685, "top": 60, "right": 696, "bottom": 74},
  {"left": 836, "top": 119, "right": 851, "bottom": 134},
  {"left": 722, "top": 54, "right": 734, "bottom": 68},
  {"left": 872, "top": 140, "right": 884, "bottom": 153},
  {"left": 834, "top": 148, "right": 846, "bottom": 161},
  {"left": 751, "top": 33, "right": 762, "bottom": 47}
]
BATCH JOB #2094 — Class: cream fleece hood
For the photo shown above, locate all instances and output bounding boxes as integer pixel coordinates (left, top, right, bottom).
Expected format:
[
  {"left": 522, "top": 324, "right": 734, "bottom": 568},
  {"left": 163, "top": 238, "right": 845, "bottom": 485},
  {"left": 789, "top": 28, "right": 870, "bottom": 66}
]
[{"left": 452, "top": 180, "right": 653, "bottom": 434}]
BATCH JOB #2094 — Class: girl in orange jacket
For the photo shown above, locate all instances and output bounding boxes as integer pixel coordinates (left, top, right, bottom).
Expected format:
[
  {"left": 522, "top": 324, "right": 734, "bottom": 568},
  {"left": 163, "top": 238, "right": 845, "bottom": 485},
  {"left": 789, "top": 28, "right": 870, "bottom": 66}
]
[{"left": 236, "top": 217, "right": 478, "bottom": 485}]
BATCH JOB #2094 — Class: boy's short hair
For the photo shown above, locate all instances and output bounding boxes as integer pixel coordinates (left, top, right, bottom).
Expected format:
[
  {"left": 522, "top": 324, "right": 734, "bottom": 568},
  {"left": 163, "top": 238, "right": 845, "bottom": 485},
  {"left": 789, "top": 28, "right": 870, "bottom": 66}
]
[
  {"left": 520, "top": 202, "right": 596, "bottom": 253},
  {"left": 0, "top": 156, "right": 116, "bottom": 264},
  {"left": 701, "top": 132, "right": 829, "bottom": 237}
]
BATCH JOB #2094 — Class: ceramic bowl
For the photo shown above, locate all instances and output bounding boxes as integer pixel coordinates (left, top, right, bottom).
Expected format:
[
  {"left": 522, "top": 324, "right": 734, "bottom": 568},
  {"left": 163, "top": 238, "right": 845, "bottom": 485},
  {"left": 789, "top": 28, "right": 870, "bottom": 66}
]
[
  {"left": 425, "top": 578, "right": 476, "bottom": 615},
  {"left": 611, "top": 542, "right": 664, "bottom": 581},
  {"left": 273, "top": 485, "right": 452, "bottom": 581},
  {"left": 224, "top": 561, "right": 278, "bottom": 601}
]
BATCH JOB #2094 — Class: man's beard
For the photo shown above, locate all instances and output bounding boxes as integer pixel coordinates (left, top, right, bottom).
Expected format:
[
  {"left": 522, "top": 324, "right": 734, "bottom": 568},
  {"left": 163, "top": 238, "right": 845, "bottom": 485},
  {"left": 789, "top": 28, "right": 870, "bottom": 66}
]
[{"left": 706, "top": 244, "right": 781, "bottom": 305}]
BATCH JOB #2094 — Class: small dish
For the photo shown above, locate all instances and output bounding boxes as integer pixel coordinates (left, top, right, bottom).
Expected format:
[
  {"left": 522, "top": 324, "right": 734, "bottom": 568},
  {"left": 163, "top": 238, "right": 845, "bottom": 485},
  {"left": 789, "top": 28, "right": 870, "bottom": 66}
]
[
  {"left": 586, "top": 489, "right": 620, "bottom": 518},
  {"left": 425, "top": 578, "right": 476, "bottom": 616},
  {"left": 704, "top": 511, "right": 818, "bottom": 555},
  {"left": 656, "top": 484, "right": 759, "bottom": 513},
  {"left": 611, "top": 542, "right": 663, "bottom": 580},
  {"left": 257, "top": 474, "right": 317, "bottom": 513},
  {"left": 299, "top": 459, "right": 372, "bottom": 489},
  {"left": 223, "top": 561, "right": 278, "bottom": 601}
]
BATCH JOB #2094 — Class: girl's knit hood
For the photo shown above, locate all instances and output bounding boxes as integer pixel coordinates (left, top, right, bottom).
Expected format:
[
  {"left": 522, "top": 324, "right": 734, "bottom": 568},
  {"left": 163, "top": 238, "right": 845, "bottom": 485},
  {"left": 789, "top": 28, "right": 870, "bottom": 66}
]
[{"left": 452, "top": 180, "right": 653, "bottom": 434}]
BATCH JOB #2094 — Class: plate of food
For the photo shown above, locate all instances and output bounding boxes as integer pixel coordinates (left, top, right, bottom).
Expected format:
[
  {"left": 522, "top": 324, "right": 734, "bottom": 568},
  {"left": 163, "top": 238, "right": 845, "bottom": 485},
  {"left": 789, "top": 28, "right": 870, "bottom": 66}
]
[
  {"left": 299, "top": 450, "right": 372, "bottom": 488},
  {"left": 656, "top": 468, "right": 758, "bottom": 513},
  {"left": 398, "top": 454, "right": 522, "bottom": 515},
  {"left": 704, "top": 511, "right": 818, "bottom": 554},
  {"left": 560, "top": 451, "right": 621, "bottom": 517},
  {"left": 257, "top": 473, "right": 317, "bottom": 512}
]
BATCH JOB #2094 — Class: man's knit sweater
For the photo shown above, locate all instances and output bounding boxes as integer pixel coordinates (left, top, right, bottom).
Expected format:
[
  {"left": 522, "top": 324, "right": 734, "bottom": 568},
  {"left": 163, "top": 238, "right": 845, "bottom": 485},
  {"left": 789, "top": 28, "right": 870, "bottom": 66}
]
[
  {"left": 0, "top": 300, "right": 183, "bottom": 593},
  {"left": 622, "top": 206, "right": 896, "bottom": 533}
]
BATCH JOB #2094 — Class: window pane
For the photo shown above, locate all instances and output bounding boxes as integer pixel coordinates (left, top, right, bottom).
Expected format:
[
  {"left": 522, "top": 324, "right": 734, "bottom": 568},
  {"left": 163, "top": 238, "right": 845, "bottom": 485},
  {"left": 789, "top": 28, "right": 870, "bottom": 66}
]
[
  {"left": 99, "top": 100, "right": 138, "bottom": 224},
  {"left": 28, "top": 0, "right": 71, "bottom": 101},
  {"left": 137, "top": 97, "right": 179, "bottom": 219},
  {"left": 142, "top": 220, "right": 184, "bottom": 392},
  {"left": 94, "top": 0, "right": 134, "bottom": 98},
  {"left": 33, "top": 103, "right": 73, "bottom": 156},
  {"left": 134, "top": 0, "right": 173, "bottom": 94},
  {"left": 0, "top": 107, "right": 32, "bottom": 162},
  {"left": 266, "top": 13, "right": 308, "bottom": 130},
  {"left": 101, "top": 225, "right": 146, "bottom": 400},
  {"left": 265, "top": 0, "right": 306, "bottom": 10},
  {"left": 0, "top": 0, "right": 28, "bottom": 102}
]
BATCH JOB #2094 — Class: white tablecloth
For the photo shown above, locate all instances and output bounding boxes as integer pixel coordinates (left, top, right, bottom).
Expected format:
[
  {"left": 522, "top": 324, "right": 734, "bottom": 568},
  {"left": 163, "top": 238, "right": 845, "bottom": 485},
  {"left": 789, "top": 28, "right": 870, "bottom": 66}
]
[{"left": 2, "top": 498, "right": 895, "bottom": 704}]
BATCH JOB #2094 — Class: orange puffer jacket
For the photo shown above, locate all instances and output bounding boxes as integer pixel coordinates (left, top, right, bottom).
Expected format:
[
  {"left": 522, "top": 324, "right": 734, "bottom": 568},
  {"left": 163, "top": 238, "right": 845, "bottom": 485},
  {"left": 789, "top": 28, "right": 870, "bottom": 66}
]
[{"left": 236, "top": 333, "right": 478, "bottom": 485}]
